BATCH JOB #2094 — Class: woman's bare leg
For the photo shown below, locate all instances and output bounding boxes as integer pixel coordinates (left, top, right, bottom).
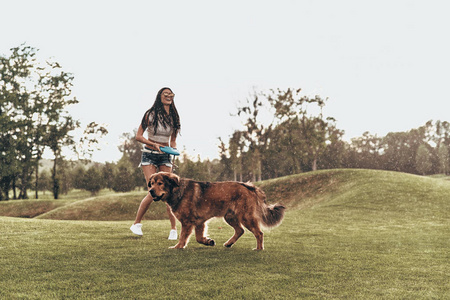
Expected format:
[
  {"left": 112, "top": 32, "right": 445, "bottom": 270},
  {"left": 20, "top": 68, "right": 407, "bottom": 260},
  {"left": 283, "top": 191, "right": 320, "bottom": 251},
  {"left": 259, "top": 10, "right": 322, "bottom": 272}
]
[
  {"left": 133, "top": 165, "right": 157, "bottom": 224},
  {"left": 166, "top": 203, "right": 177, "bottom": 230},
  {"left": 133, "top": 193, "right": 153, "bottom": 224},
  {"left": 131, "top": 164, "right": 177, "bottom": 238}
]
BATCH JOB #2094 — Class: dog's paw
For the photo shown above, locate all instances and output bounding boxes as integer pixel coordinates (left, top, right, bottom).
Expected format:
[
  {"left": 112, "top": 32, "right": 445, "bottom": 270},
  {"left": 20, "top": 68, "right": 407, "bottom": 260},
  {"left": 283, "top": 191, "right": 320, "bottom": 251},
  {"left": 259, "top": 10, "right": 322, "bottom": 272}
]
[
  {"left": 224, "top": 242, "right": 234, "bottom": 248},
  {"left": 206, "top": 239, "right": 215, "bottom": 246}
]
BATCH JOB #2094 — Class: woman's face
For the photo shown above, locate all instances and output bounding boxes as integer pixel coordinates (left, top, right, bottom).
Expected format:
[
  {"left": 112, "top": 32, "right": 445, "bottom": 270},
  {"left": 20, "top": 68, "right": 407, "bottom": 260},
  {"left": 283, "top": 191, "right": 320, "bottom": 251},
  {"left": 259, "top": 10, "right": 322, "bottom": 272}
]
[{"left": 161, "top": 89, "right": 174, "bottom": 106}]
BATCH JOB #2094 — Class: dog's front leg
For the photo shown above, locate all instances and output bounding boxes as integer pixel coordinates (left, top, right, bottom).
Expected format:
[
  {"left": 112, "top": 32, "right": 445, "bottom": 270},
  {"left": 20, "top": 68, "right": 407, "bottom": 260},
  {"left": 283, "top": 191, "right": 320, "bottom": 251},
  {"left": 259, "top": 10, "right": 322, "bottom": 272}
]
[
  {"left": 195, "top": 223, "right": 215, "bottom": 246},
  {"left": 169, "top": 223, "right": 194, "bottom": 249}
]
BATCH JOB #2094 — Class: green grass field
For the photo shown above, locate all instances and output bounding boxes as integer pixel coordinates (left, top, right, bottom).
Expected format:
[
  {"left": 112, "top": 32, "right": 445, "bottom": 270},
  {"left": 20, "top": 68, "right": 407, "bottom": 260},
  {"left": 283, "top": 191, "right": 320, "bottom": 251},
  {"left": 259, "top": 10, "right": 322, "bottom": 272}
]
[{"left": 1, "top": 169, "right": 449, "bottom": 299}]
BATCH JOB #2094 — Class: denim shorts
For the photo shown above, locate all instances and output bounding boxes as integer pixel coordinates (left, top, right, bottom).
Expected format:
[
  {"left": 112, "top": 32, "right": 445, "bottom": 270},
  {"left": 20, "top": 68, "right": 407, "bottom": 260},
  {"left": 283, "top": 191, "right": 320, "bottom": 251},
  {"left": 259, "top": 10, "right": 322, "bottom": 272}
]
[{"left": 140, "top": 151, "right": 172, "bottom": 168}]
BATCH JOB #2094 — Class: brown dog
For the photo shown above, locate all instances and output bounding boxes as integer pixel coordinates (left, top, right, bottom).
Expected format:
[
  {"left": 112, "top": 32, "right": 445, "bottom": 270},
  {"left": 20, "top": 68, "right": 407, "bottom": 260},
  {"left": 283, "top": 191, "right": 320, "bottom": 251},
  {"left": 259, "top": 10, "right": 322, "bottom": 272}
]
[{"left": 148, "top": 172, "right": 285, "bottom": 250}]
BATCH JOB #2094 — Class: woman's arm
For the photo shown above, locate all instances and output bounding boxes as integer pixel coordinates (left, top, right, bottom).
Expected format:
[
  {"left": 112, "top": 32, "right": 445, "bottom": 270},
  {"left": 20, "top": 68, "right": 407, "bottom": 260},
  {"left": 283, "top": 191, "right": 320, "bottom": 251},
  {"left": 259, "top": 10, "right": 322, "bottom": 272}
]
[
  {"left": 170, "top": 130, "right": 178, "bottom": 149},
  {"left": 136, "top": 125, "right": 163, "bottom": 151}
]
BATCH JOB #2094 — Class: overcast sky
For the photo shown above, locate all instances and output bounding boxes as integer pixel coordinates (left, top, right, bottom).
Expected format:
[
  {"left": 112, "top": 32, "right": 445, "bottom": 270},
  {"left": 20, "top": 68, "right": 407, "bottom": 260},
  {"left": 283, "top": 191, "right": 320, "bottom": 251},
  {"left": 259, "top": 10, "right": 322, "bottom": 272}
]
[{"left": 2, "top": 0, "right": 450, "bottom": 163}]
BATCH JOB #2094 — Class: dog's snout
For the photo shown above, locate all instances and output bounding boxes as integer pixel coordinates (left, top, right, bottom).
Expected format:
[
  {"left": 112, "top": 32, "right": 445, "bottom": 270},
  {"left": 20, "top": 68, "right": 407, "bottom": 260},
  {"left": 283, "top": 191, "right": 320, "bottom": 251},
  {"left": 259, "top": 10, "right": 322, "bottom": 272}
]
[{"left": 150, "top": 189, "right": 156, "bottom": 197}]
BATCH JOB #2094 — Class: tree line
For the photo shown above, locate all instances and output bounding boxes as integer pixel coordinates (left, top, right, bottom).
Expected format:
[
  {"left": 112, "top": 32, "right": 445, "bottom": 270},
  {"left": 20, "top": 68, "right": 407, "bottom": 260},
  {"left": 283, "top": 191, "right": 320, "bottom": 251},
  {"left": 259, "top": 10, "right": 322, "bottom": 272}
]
[
  {"left": 34, "top": 156, "right": 144, "bottom": 197},
  {"left": 2, "top": 45, "right": 449, "bottom": 200},
  {"left": 119, "top": 88, "right": 449, "bottom": 183},
  {"left": 213, "top": 89, "right": 450, "bottom": 181},
  {"left": 24, "top": 114, "right": 449, "bottom": 200}
]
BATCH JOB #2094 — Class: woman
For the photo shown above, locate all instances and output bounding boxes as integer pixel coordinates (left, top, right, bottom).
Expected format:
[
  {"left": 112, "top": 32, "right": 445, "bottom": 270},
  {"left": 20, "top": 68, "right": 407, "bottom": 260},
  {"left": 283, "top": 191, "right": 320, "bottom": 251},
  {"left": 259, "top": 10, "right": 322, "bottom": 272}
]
[{"left": 130, "top": 87, "right": 181, "bottom": 240}]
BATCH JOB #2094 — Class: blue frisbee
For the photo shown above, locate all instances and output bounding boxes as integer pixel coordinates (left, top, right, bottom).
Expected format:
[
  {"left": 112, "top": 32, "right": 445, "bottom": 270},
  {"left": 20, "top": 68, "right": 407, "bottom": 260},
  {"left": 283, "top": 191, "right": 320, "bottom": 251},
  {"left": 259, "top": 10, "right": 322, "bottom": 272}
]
[{"left": 160, "top": 146, "right": 180, "bottom": 156}]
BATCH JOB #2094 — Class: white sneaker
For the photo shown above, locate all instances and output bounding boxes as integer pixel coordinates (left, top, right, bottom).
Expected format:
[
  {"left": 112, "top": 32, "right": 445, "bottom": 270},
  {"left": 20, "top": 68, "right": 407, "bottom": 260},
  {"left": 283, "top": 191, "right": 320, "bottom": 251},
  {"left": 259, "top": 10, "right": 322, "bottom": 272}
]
[
  {"left": 130, "top": 223, "right": 143, "bottom": 236},
  {"left": 168, "top": 229, "right": 178, "bottom": 240}
]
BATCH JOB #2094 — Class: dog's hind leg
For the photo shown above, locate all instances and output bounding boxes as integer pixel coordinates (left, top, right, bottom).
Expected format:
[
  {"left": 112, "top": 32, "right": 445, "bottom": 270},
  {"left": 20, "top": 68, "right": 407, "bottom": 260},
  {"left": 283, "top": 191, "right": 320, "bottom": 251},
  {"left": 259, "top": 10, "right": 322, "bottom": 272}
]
[
  {"left": 195, "top": 222, "right": 215, "bottom": 246},
  {"left": 223, "top": 212, "right": 245, "bottom": 248},
  {"left": 242, "top": 218, "right": 264, "bottom": 250}
]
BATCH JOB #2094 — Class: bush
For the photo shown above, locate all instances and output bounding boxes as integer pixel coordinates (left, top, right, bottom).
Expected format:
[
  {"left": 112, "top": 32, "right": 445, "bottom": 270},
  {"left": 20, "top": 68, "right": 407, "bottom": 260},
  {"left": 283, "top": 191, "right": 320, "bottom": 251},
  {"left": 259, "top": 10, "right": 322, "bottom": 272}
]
[
  {"left": 83, "top": 167, "right": 103, "bottom": 195},
  {"left": 112, "top": 154, "right": 135, "bottom": 192}
]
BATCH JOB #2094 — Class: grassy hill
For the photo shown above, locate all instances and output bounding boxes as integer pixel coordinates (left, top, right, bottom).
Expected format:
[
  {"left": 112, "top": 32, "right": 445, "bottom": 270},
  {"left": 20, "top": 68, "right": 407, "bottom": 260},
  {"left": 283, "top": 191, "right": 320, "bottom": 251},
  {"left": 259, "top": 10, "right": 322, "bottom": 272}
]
[
  {"left": 0, "top": 189, "right": 169, "bottom": 221},
  {"left": 35, "top": 191, "right": 169, "bottom": 221},
  {"left": 1, "top": 169, "right": 449, "bottom": 299}
]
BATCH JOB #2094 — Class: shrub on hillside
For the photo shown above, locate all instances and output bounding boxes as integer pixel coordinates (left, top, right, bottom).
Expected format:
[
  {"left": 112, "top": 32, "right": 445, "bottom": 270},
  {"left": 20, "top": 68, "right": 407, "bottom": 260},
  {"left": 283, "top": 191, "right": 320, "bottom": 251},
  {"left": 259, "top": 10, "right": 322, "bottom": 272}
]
[
  {"left": 83, "top": 167, "right": 103, "bottom": 195},
  {"left": 112, "top": 155, "right": 135, "bottom": 192}
]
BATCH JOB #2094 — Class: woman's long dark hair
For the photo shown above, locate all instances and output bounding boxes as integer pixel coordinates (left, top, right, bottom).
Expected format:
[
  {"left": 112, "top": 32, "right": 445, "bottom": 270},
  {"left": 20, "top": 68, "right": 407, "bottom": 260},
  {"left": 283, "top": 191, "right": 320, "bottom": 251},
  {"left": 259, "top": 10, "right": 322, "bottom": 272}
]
[{"left": 141, "top": 87, "right": 181, "bottom": 135}]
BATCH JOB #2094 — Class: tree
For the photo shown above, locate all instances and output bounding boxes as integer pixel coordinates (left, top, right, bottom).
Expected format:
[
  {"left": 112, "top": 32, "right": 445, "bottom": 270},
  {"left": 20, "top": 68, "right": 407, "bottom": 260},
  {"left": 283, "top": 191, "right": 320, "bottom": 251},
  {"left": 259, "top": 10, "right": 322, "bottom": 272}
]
[
  {"left": 102, "top": 162, "right": 116, "bottom": 190},
  {"left": 267, "top": 89, "right": 332, "bottom": 172},
  {"left": 72, "top": 165, "right": 86, "bottom": 190},
  {"left": 422, "top": 120, "right": 450, "bottom": 174},
  {"left": 82, "top": 166, "right": 103, "bottom": 195},
  {"left": 348, "top": 132, "right": 383, "bottom": 170},
  {"left": 0, "top": 45, "right": 38, "bottom": 199},
  {"left": 75, "top": 122, "right": 109, "bottom": 160},
  {"left": 0, "top": 45, "right": 80, "bottom": 199},
  {"left": 36, "top": 170, "right": 51, "bottom": 194},
  {"left": 42, "top": 60, "right": 79, "bottom": 199},
  {"left": 112, "top": 154, "right": 135, "bottom": 192},
  {"left": 381, "top": 128, "right": 425, "bottom": 174},
  {"left": 437, "top": 144, "right": 449, "bottom": 175},
  {"left": 228, "top": 131, "right": 245, "bottom": 181},
  {"left": 177, "top": 153, "right": 199, "bottom": 179},
  {"left": 416, "top": 144, "right": 432, "bottom": 175},
  {"left": 118, "top": 131, "right": 141, "bottom": 167},
  {"left": 319, "top": 121, "right": 346, "bottom": 170},
  {"left": 235, "top": 92, "right": 271, "bottom": 180},
  {"left": 216, "top": 138, "right": 234, "bottom": 181}
]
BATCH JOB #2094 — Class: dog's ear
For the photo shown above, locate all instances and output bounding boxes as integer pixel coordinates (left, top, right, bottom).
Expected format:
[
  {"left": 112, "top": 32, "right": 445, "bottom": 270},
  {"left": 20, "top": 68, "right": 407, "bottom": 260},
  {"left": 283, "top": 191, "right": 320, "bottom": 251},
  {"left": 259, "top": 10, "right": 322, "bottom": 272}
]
[
  {"left": 165, "top": 173, "right": 180, "bottom": 188},
  {"left": 147, "top": 173, "right": 156, "bottom": 188}
]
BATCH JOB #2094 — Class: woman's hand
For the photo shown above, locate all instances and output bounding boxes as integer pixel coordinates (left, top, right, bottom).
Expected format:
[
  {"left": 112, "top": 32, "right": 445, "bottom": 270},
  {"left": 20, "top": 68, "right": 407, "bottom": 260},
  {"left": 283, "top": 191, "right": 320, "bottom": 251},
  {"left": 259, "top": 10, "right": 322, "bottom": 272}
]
[{"left": 153, "top": 143, "right": 164, "bottom": 153}]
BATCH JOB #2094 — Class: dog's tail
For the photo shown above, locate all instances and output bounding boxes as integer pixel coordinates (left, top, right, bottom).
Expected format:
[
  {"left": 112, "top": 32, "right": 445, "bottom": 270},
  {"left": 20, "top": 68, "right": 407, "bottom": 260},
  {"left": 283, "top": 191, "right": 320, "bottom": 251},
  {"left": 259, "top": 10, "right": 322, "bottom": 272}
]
[
  {"left": 242, "top": 182, "right": 285, "bottom": 228},
  {"left": 261, "top": 204, "right": 286, "bottom": 227}
]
